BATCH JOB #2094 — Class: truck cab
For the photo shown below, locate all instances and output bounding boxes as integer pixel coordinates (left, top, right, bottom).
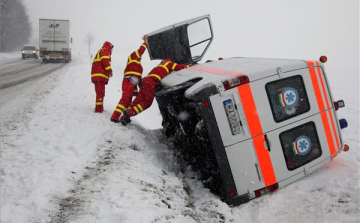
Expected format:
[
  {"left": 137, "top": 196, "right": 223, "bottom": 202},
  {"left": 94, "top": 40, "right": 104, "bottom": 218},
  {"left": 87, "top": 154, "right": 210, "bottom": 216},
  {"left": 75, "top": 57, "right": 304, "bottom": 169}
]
[{"left": 147, "top": 15, "right": 348, "bottom": 206}]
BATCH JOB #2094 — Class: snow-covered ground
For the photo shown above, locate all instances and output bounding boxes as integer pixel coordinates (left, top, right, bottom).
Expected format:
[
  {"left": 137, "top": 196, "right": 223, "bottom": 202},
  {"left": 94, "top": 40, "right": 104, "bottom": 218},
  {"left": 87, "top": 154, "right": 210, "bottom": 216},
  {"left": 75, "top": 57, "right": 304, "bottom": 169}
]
[
  {"left": 1, "top": 0, "right": 359, "bottom": 222},
  {"left": 1, "top": 49, "right": 359, "bottom": 222}
]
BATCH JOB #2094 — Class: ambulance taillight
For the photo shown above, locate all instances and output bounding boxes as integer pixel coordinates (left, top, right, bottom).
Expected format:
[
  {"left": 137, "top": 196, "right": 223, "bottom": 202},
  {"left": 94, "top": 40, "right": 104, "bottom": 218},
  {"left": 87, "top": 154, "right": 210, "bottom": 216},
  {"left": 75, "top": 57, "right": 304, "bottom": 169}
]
[
  {"left": 222, "top": 76, "right": 249, "bottom": 90},
  {"left": 254, "top": 183, "right": 279, "bottom": 198},
  {"left": 334, "top": 100, "right": 345, "bottom": 111}
]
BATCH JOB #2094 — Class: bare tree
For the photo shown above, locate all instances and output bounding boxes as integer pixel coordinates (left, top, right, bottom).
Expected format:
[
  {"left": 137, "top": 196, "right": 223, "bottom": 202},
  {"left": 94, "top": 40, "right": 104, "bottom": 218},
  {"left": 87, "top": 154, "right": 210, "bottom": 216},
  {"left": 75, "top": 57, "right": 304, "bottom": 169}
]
[
  {"left": 0, "top": 0, "right": 32, "bottom": 52},
  {"left": 84, "top": 32, "right": 95, "bottom": 55}
]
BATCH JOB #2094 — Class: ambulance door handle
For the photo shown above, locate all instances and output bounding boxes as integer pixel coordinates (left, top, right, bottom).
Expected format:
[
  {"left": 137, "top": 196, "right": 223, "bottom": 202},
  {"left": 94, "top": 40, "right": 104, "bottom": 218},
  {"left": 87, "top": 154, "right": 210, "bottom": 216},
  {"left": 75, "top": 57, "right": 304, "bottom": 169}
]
[{"left": 264, "top": 134, "right": 271, "bottom": 152}]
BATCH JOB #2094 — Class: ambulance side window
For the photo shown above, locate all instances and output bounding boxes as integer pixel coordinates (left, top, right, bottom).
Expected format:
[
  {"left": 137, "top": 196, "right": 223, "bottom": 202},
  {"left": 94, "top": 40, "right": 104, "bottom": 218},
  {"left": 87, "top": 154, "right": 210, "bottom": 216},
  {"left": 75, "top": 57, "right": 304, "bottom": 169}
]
[
  {"left": 266, "top": 75, "right": 310, "bottom": 123},
  {"left": 279, "top": 122, "right": 322, "bottom": 171}
]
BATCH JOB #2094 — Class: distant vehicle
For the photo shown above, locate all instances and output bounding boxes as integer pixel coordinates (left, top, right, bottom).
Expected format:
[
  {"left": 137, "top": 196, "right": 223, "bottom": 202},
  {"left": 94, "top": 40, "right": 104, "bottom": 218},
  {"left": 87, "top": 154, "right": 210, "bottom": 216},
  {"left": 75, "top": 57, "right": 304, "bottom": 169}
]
[
  {"left": 39, "top": 19, "right": 72, "bottom": 63},
  {"left": 21, "top": 45, "right": 38, "bottom": 59},
  {"left": 147, "top": 15, "right": 349, "bottom": 206}
]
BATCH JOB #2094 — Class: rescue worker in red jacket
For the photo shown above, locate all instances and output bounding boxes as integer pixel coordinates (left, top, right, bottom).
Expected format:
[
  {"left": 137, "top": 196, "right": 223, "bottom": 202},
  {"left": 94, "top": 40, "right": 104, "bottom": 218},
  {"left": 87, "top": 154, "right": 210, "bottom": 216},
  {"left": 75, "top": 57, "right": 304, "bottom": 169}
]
[
  {"left": 91, "top": 41, "right": 114, "bottom": 113},
  {"left": 119, "top": 58, "right": 189, "bottom": 125},
  {"left": 110, "top": 41, "right": 148, "bottom": 122}
]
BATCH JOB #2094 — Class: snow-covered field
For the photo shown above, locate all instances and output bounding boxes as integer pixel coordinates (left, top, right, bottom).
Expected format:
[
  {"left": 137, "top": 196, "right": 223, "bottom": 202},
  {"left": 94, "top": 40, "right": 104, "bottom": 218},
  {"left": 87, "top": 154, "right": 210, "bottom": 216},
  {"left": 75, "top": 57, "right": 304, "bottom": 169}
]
[{"left": 1, "top": 0, "right": 359, "bottom": 222}]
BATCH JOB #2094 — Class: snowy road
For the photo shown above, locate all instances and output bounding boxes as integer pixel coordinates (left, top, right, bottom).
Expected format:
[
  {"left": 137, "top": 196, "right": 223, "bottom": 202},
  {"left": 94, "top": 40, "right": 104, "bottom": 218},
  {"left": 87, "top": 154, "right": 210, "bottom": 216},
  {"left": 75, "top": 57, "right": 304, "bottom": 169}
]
[
  {"left": 0, "top": 58, "right": 66, "bottom": 90},
  {"left": 0, "top": 54, "right": 359, "bottom": 223}
]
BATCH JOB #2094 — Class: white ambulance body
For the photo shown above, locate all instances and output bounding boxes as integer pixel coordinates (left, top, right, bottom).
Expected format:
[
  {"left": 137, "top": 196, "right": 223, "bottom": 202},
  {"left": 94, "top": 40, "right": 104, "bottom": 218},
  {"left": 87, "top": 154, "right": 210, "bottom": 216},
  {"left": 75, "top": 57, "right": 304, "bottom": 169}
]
[
  {"left": 39, "top": 19, "right": 71, "bottom": 63},
  {"left": 147, "top": 15, "right": 348, "bottom": 206}
]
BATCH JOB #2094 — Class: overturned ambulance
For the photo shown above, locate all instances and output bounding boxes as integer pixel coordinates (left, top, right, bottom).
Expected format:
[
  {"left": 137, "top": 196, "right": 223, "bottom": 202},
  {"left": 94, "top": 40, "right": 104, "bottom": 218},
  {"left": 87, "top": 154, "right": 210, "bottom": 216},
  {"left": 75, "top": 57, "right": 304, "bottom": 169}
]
[{"left": 146, "top": 15, "right": 349, "bottom": 206}]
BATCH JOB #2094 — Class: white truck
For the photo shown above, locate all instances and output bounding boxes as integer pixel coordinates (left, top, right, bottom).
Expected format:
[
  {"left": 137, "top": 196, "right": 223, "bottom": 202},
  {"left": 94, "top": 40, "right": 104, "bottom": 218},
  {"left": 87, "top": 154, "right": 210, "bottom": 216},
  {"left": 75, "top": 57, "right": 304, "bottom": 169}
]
[
  {"left": 39, "top": 19, "right": 72, "bottom": 63},
  {"left": 146, "top": 15, "right": 349, "bottom": 206}
]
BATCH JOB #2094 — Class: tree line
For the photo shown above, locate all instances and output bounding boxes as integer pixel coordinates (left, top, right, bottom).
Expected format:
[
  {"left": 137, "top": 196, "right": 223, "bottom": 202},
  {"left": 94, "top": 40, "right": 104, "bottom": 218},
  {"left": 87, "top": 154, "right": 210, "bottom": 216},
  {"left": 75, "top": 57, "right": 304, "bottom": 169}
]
[{"left": 0, "top": 0, "right": 32, "bottom": 52}]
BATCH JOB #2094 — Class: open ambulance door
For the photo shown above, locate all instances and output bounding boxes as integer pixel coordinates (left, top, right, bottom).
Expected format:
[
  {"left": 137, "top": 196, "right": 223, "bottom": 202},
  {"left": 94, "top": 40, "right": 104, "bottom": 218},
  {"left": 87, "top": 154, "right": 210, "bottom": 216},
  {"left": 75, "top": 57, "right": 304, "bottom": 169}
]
[{"left": 146, "top": 14, "right": 213, "bottom": 64}]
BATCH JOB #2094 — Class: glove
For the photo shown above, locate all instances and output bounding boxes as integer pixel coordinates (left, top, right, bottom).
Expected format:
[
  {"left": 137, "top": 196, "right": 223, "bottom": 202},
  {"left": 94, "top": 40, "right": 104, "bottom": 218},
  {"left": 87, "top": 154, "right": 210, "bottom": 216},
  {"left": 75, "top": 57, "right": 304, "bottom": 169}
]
[{"left": 142, "top": 35, "right": 148, "bottom": 43}]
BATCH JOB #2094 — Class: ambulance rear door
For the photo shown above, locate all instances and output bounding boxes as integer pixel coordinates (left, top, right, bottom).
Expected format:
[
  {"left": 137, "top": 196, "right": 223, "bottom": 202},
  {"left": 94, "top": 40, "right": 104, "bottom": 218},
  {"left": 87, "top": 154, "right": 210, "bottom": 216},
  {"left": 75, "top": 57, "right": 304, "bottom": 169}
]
[{"left": 245, "top": 63, "right": 343, "bottom": 185}]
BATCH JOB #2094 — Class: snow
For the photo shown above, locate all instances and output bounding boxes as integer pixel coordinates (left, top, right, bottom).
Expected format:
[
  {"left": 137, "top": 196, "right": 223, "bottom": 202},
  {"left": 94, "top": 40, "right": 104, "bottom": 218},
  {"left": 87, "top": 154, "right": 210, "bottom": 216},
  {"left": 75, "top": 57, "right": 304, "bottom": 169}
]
[
  {"left": 0, "top": 52, "right": 20, "bottom": 61},
  {"left": 1, "top": 54, "right": 359, "bottom": 223},
  {"left": 1, "top": 0, "right": 359, "bottom": 222}
]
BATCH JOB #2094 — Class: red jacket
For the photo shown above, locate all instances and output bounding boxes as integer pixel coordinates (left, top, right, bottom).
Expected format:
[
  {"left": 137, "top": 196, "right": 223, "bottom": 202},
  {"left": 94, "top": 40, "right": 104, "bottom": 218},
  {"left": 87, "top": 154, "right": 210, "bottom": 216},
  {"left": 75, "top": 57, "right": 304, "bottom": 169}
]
[
  {"left": 91, "top": 41, "right": 113, "bottom": 84},
  {"left": 147, "top": 59, "right": 189, "bottom": 83},
  {"left": 124, "top": 42, "right": 147, "bottom": 78}
]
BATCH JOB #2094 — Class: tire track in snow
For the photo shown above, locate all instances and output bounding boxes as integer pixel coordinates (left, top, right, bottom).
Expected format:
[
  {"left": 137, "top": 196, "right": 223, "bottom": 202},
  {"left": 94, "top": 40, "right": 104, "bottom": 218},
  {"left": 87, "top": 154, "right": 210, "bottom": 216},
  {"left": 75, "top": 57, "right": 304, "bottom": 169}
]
[
  {"left": 49, "top": 140, "right": 117, "bottom": 223},
  {"left": 47, "top": 135, "right": 197, "bottom": 222},
  {"left": 0, "top": 63, "right": 66, "bottom": 90},
  {"left": 0, "top": 63, "right": 44, "bottom": 77},
  {"left": 47, "top": 126, "right": 232, "bottom": 223}
]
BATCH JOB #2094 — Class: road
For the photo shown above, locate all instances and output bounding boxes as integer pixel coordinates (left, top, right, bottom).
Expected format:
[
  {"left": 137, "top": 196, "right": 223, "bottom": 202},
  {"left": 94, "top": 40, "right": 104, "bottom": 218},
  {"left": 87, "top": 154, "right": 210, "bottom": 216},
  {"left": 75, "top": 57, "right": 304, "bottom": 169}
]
[
  {"left": 0, "top": 56, "right": 68, "bottom": 126},
  {"left": 0, "top": 57, "right": 66, "bottom": 90}
]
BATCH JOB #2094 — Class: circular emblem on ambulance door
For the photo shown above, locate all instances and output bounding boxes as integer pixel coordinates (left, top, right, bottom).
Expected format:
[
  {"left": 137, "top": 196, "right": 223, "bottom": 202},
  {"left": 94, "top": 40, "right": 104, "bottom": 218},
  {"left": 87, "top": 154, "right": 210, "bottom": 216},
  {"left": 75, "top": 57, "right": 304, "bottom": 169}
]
[
  {"left": 278, "top": 87, "right": 299, "bottom": 108},
  {"left": 292, "top": 136, "right": 312, "bottom": 156}
]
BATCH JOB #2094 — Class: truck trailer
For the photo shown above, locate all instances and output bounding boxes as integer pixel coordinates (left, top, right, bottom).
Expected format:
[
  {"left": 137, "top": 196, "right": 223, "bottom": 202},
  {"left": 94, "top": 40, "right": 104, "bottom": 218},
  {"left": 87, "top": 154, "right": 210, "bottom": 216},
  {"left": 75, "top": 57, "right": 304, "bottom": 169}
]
[{"left": 39, "top": 19, "right": 71, "bottom": 63}]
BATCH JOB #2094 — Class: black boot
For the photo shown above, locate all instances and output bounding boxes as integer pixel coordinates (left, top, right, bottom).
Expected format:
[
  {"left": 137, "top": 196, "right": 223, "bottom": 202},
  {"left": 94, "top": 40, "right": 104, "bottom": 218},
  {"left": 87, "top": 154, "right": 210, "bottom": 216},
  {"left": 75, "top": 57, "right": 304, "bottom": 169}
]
[{"left": 120, "top": 110, "right": 132, "bottom": 126}]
